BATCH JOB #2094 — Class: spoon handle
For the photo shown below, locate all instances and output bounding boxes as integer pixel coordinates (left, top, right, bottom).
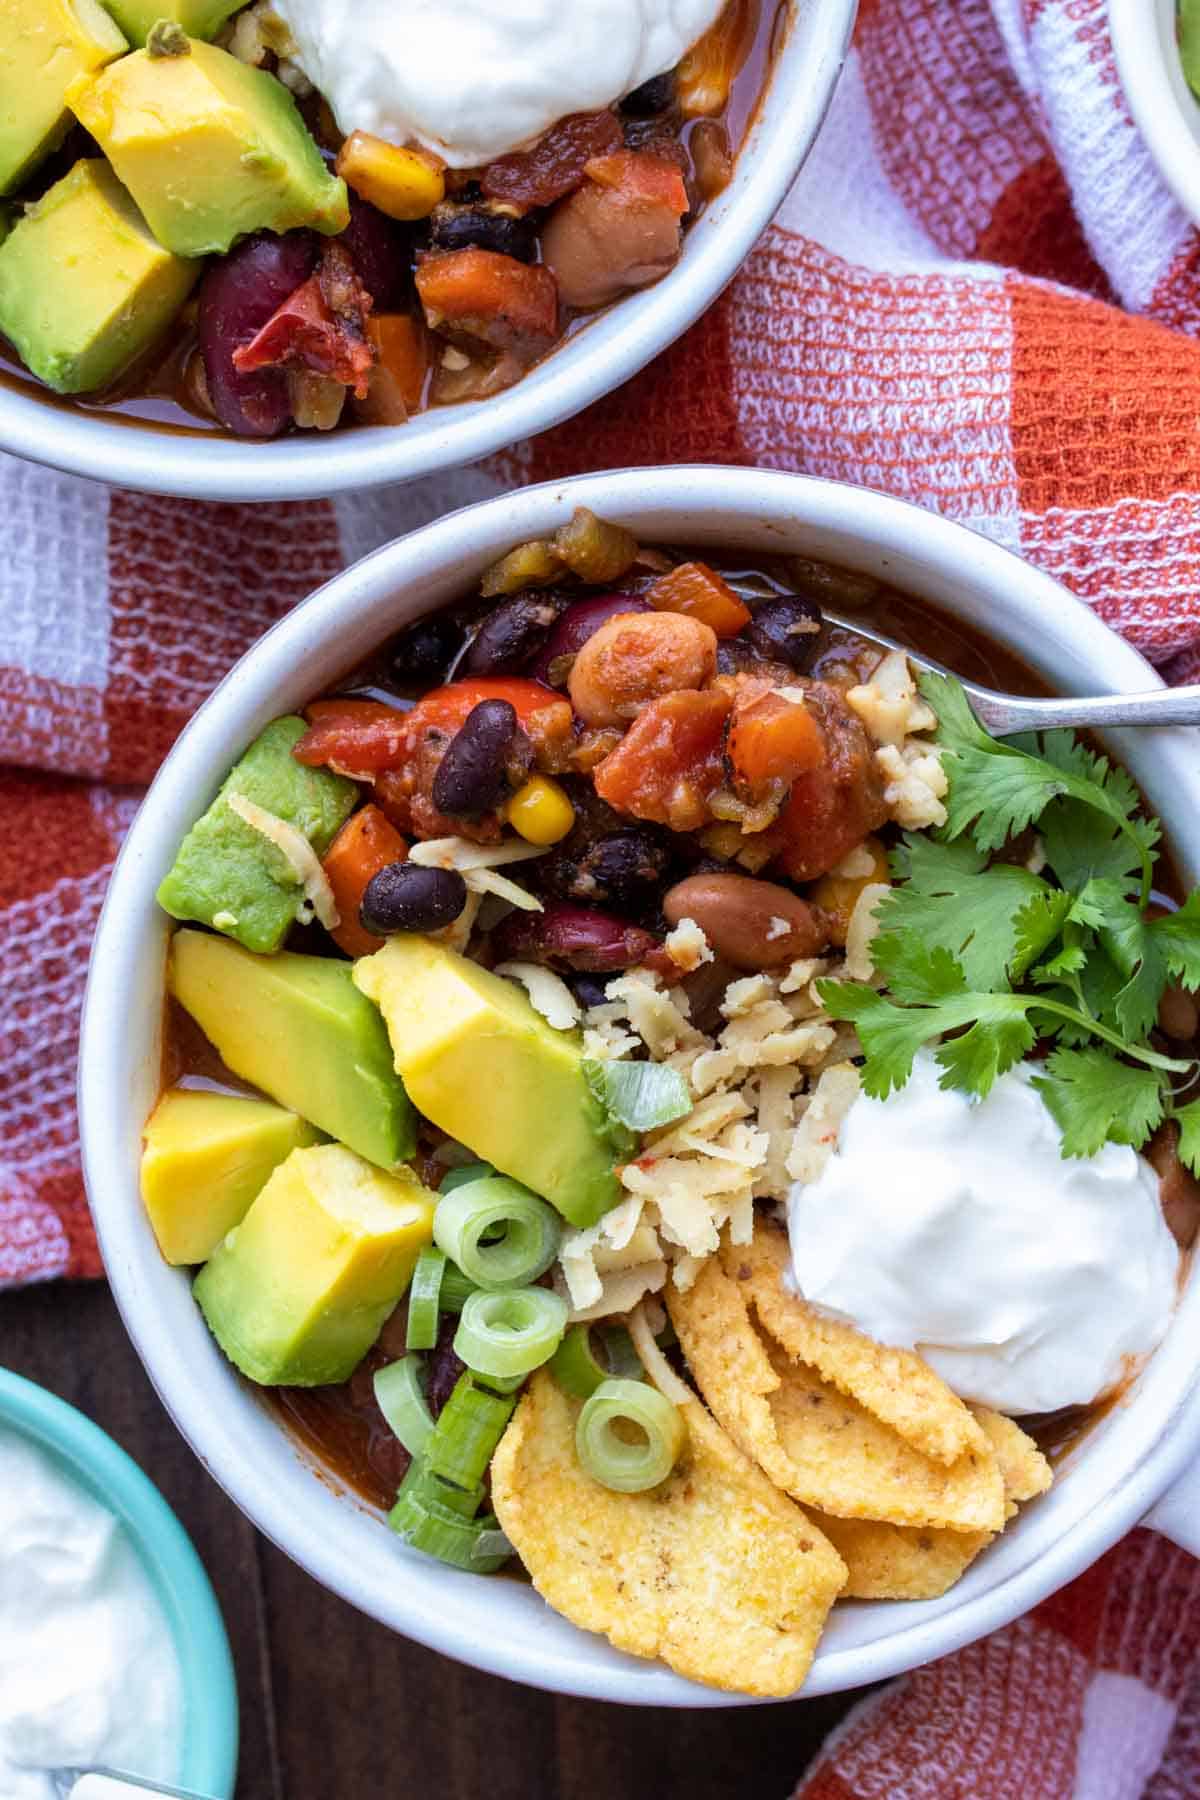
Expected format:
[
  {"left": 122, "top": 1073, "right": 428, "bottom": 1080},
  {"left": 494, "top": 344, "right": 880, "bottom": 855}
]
[{"left": 970, "top": 684, "right": 1200, "bottom": 738}]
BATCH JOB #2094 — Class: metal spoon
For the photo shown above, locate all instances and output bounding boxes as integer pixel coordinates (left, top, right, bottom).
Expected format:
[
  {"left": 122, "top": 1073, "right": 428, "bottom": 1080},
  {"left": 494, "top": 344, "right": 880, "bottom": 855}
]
[
  {"left": 821, "top": 610, "right": 1200, "bottom": 738},
  {"left": 51, "top": 1769, "right": 215, "bottom": 1800}
]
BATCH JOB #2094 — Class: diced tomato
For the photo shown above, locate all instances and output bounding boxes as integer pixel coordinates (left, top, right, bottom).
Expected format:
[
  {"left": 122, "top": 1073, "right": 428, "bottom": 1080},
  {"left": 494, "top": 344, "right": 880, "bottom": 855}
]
[
  {"left": 768, "top": 684, "right": 889, "bottom": 882},
  {"left": 728, "top": 689, "right": 826, "bottom": 795},
  {"left": 646, "top": 561, "right": 751, "bottom": 638},
  {"left": 582, "top": 149, "right": 690, "bottom": 214},
  {"left": 321, "top": 804, "right": 408, "bottom": 958},
  {"left": 232, "top": 246, "right": 375, "bottom": 398},
  {"left": 295, "top": 700, "right": 413, "bottom": 777},
  {"left": 405, "top": 677, "right": 573, "bottom": 739},
  {"left": 415, "top": 249, "right": 559, "bottom": 362},
  {"left": 594, "top": 688, "right": 730, "bottom": 831},
  {"left": 482, "top": 110, "right": 623, "bottom": 210}
]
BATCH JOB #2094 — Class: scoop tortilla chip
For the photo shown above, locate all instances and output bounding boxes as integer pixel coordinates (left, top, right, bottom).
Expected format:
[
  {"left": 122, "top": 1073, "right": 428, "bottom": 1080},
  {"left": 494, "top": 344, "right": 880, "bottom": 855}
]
[
  {"left": 490, "top": 1369, "right": 847, "bottom": 1697},
  {"left": 669, "top": 1258, "right": 1006, "bottom": 1534},
  {"left": 811, "top": 1513, "right": 992, "bottom": 1600},
  {"left": 721, "top": 1225, "right": 988, "bottom": 1468},
  {"left": 971, "top": 1407, "right": 1053, "bottom": 1502}
]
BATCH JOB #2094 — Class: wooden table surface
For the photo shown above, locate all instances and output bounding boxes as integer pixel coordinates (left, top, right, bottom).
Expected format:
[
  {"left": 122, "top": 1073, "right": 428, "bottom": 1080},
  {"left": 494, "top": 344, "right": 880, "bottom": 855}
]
[{"left": 6, "top": 1279, "right": 861, "bottom": 1800}]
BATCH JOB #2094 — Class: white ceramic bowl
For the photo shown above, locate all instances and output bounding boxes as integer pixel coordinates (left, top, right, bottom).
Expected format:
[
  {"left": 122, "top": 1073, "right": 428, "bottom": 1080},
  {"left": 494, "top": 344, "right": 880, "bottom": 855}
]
[
  {"left": 1109, "top": 0, "right": 1200, "bottom": 225},
  {"left": 79, "top": 466, "right": 1200, "bottom": 1705},
  {"left": 0, "top": 0, "right": 854, "bottom": 504}
]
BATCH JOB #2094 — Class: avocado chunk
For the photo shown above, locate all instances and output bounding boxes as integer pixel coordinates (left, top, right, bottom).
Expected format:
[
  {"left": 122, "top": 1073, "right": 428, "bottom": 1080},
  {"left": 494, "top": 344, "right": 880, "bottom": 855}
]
[
  {"left": 157, "top": 717, "right": 358, "bottom": 955},
  {"left": 0, "top": 159, "right": 198, "bottom": 393},
  {"left": 141, "top": 1086, "right": 321, "bottom": 1265},
  {"left": 194, "top": 1143, "right": 435, "bottom": 1385},
  {"left": 102, "top": 0, "right": 241, "bottom": 47},
  {"left": 354, "top": 936, "right": 633, "bottom": 1230},
  {"left": 0, "top": 0, "right": 127, "bottom": 196},
  {"left": 169, "top": 929, "right": 417, "bottom": 1169},
  {"left": 68, "top": 37, "right": 348, "bottom": 256}
]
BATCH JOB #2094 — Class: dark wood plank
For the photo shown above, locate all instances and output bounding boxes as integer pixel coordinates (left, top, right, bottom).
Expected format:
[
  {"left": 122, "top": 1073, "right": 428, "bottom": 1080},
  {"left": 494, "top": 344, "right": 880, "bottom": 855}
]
[{"left": 4, "top": 1282, "right": 859, "bottom": 1800}]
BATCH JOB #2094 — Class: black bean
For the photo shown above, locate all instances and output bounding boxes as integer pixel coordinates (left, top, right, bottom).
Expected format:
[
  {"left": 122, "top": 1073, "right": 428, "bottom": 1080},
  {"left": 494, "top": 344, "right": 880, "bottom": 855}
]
[
  {"left": 743, "top": 594, "right": 825, "bottom": 673},
  {"left": 578, "top": 830, "right": 673, "bottom": 907},
  {"left": 360, "top": 862, "right": 468, "bottom": 935},
  {"left": 568, "top": 973, "right": 612, "bottom": 1009},
  {"left": 388, "top": 613, "right": 464, "bottom": 682},
  {"left": 429, "top": 204, "right": 538, "bottom": 264},
  {"left": 464, "top": 591, "right": 563, "bottom": 675},
  {"left": 425, "top": 1313, "right": 467, "bottom": 1418},
  {"left": 431, "top": 699, "right": 519, "bottom": 817},
  {"left": 620, "top": 72, "right": 675, "bottom": 116}
]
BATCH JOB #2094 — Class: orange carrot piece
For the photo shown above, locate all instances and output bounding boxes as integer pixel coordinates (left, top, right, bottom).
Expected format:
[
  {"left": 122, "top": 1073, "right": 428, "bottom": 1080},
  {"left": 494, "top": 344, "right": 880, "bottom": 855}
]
[
  {"left": 728, "top": 691, "right": 825, "bottom": 793},
  {"left": 646, "top": 561, "right": 751, "bottom": 638},
  {"left": 415, "top": 249, "right": 559, "bottom": 358},
  {"left": 321, "top": 804, "right": 408, "bottom": 958},
  {"left": 355, "top": 313, "right": 431, "bottom": 424}
]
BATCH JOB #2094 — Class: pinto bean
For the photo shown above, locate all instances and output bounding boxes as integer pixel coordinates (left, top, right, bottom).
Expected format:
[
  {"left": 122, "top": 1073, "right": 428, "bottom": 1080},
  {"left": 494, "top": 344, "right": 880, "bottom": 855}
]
[
  {"left": 662, "top": 872, "right": 832, "bottom": 971},
  {"left": 1146, "top": 1122, "right": 1200, "bottom": 1248},
  {"left": 1158, "top": 982, "right": 1199, "bottom": 1042},
  {"left": 568, "top": 611, "right": 717, "bottom": 727}
]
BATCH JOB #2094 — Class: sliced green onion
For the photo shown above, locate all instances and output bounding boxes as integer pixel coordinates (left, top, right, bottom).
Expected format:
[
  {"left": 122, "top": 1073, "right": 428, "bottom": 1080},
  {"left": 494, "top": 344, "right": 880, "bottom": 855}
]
[
  {"left": 439, "top": 1263, "right": 480, "bottom": 1314},
  {"left": 439, "top": 1160, "right": 496, "bottom": 1195},
  {"left": 576, "top": 1378, "right": 685, "bottom": 1493},
  {"left": 373, "top": 1356, "right": 434, "bottom": 1460},
  {"left": 454, "top": 1286, "right": 568, "bottom": 1381},
  {"left": 395, "top": 1455, "right": 483, "bottom": 1519},
  {"left": 471, "top": 1368, "right": 526, "bottom": 1395},
  {"left": 583, "top": 1058, "right": 693, "bottom": 1131},
  {"left": 406, "top": 1245, "right": 446, "bottom": 1351},
  {"left": 550, "top": 1324, "right": 610, "bottom": 1398},
  {"left": 600, "top": 1325, "right": 644, "bottom": 1381},
  {"left": 434, "top": 1176, "right": 561, "bottom": 1290},
  {"left": 424, "top": 1372, "right": 517, "bottom": 1491},
  {"left": 388, "top": 1486, "right": 511, "bottom": 1573}
]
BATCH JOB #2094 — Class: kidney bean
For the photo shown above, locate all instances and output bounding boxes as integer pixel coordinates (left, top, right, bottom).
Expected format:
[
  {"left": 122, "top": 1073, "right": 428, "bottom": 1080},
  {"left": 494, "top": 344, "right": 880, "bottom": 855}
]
[
  {"left": 568, "top": 610, "right": 718, "bottom": 727},
  {"left": 197, "top": 231, "right": 318, "bottom": 438},
  {"left": 340, "top": 191, "right": 414, "bottom": 308},
  {"left": 360, "top": 862, "right": 467, "bottom": 934},
  {"left": 431, "top": 699, "right": 519, "bottom": 817},
  {"left": 530, "top": 593, "right": 650, "bottom": 686},
  {"left": 492, "top": 901, "right": 664, "bottom": 972},
  {"left": 388, "top": 612, "right": 465, "bottom": 683},
  {"left": 743, "top": 594, "right": 824, "bottom": 673},
  {"left": 429, "top": 203, "right": 538, "bottom": 264},
  {"left": 662, "top": 873, "right": 832, "bottom": 971},
  {"left": 464, "top": 592, "right": 564, "bottom": 676}
]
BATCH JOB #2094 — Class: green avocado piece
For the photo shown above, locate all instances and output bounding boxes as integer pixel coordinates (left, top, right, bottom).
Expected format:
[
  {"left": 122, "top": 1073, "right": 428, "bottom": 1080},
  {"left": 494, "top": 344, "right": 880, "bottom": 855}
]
[
  {"left": 68, "top": 36, "right": 348, "bottom": 256},
  {"left": 193, "top": 1143, "right": 436, "bottom": 1386},
  {"left": 0, "top": 159, "right": 198, "bottom": 393},
  {"left": 0, "top": 0, "right": 127, "bottom": 196},
  {"left": 157, "top": 716, "right": 358, "bottom": 955},
  {"left": 169, "top": 928, "right": 417, "bottom": 1169},
  {"left": 354, "top": 936, "right": 634, "bottom": 1230},
  {"left": 101, "top": 0, "right": 241, "bottom": 47}
]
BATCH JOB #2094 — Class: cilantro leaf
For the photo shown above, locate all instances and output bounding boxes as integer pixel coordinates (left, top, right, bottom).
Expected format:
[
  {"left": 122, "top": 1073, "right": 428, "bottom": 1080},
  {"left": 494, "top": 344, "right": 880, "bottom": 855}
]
[
  {"left": 1010, "top": 887, "right": 1074, "bottom": 979},
  {"left": 1174, "top": 1098, "right": 1200, "bottom": 1175},
  {"left": 1030, "top": 1048, "right": 1166, "bottom": 1157},
  {"left": 1071, "top": 878, "right": 1167, "bottom": 1042},
  {"left": 872, "top": 835, "right": 1059, "bottom": 993},
  {"left": 1153, "top": 890, "right": 1200, "bottom": 991},
  {"left": 934, "top": 1009, "right": 1037, "bottom": 1094}
]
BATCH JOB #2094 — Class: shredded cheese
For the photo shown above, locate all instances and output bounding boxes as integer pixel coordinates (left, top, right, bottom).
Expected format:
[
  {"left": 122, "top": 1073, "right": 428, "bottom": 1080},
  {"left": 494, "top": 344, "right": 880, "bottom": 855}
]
[
  {"left": 225, "top": 793, "right": 339, "bottom": 929},
  {"left": 495, "top": 961, "right": 580, "bottom": 1031}
]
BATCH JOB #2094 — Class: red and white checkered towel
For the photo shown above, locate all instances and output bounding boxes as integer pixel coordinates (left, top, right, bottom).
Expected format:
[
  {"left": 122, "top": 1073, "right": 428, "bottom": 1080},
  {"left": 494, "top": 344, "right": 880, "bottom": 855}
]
[{"left": 3, "top": 0, "right": 1200, "bottom": 1785}]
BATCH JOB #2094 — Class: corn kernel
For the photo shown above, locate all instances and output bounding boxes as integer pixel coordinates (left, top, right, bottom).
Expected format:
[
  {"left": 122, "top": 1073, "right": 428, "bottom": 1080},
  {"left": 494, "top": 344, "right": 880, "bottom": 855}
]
[
  {"left": 507, "top": 776, "right": 575, "bottom": 846},
  {"left": 335, "top": 132, "right": 445, "bottom": 221}
]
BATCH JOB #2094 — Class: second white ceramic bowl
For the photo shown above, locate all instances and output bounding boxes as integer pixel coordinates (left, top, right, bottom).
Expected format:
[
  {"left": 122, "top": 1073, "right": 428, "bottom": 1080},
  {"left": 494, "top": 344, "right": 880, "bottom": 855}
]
[
  {"left": 80, "top": 466, "right": 1200, "bottom": 1705},
  {"left": 1110, "top": 0, "right": 1200, "bottom": 226},
  {"left": 0, "top": 0, "right": 854, "bottom": 503}
]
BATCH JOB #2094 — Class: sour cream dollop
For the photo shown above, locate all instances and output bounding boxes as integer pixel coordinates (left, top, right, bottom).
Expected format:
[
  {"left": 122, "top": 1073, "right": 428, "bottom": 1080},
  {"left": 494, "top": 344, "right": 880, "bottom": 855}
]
[
  {"left": 786, "top": 1051, "right": 1180, "bottom": 1415},
  {"left": 274, "top": 0, "right": 726, "bottom": 168},
  {"left": 0, "top": 1427, "right": 184, "bottom": 1800}
]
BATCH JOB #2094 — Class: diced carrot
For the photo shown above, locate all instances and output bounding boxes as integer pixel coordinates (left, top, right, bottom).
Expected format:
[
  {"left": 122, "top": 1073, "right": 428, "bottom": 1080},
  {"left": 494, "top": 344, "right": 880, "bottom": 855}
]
[
  {"left": 354, "top": 313, "right": 430, "bottom": 425},
  {"left": 594, "top": 688, "right": 730, "bottom": 831},
  {"left": 415, "top": 249, "right": 559, "bottom": 360},
  {"left": 676, "top": 0, "right": 757, "bottom": 117},
  {"left": 646, "top": 561, "right": 751, "bottom": 638},
  {"left": 582, "top": 149, "right": 689, "bottom": 214},
  {"left": 321, "top": 804, "right": 408, "bottom": 958},
  {"left": 728, "top": 690, "right": 826, "bottom": 793}
]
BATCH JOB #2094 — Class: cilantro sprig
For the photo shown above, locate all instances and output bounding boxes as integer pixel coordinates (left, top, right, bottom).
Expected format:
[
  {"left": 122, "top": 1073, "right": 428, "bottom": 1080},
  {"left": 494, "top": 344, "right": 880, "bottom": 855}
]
[{"left": 817, "top": 672, "right": 1200, "bottom": 1171}]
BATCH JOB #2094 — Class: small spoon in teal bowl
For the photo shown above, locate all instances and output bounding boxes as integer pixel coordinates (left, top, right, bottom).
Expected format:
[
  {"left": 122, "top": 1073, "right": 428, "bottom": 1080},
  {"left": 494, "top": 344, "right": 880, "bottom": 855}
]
[{"left": 51, "top": 1770, "right": 217, "bottom": 1799}]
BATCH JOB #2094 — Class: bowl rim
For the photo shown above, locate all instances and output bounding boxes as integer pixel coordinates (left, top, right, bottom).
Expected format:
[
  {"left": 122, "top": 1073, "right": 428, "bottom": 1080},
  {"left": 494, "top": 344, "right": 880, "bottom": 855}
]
[
  {"left": 0, "top": 1365, "right": 239, "bottom": 1794},
  {"left": 1109, "top": 0, "right": 1200, "bottom": 228},
  {"left": 79, "top": 463, "right": 1200, "bottom": 1706},
  {"left": 0, "top": 0, "right": 856, "bottom": 503}
]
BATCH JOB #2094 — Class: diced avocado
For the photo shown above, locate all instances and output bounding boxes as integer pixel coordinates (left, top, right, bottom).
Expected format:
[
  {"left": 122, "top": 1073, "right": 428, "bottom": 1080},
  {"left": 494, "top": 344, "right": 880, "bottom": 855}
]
[
  {"left": 102, "top": 0, "right": 241, "bottom": 47},
  {"left": 169, "top": 929, "right": 417, "bottom": 1169},
  {"left": 194, "top": 1143, "right": 435, "bottom": 1385},
  {"left": 354, "top": 937, "right": 633, "bottom": 1230},
  {"left": 67, "top": 37, "right": 348, "bottom": 256},
  {"left": 157, "top": 717, "right": 358, "bottom": 955},
  {"left": 0, "top": 159, "right": 198, "bottom": 393},
  {"left": 141, "top": 1086, "right": 321, "bottom": 1265},
  {"left": 0, "top": 0, "right": 127, "bottom": 196}
]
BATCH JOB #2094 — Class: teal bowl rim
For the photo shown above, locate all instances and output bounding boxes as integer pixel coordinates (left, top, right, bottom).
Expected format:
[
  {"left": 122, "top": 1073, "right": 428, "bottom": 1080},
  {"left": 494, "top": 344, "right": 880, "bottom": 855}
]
[{"left": 0, "top": 1366, "right": 238, "bottom": 1798}]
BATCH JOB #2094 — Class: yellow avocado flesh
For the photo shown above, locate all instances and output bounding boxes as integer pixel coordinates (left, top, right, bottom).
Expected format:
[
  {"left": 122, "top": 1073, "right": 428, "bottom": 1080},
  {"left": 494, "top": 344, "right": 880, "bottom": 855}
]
[
  {"left": 68, "top": 37, "right": 348, "bottom": 256},
  {"left": 168, "top": 929, "right": 417, "bottom": 1170},
  {"left": 354, "top": 936, "right": 627, "bottom": 1230},
  {"left": 0, "top": 159, "right": 198, "bottom": 392},
  {"left": 0, "top": 0, "right": 127, "bottom": 195},
  {"left": 141, "top": 1086, "right": 320, "bottom": 1266},
  {"left": 101, "top": 0, "right": 241, "bottom": 47},
  {"left": 193, "top": 1143, "right": 435, "bottom": 1386}
]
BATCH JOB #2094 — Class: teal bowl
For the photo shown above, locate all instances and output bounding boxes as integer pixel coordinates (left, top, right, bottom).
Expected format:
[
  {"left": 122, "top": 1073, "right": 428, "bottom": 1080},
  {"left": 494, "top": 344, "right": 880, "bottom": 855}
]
[{"left": 0, "top": 1367, "right": 238, "bottom": 1798}]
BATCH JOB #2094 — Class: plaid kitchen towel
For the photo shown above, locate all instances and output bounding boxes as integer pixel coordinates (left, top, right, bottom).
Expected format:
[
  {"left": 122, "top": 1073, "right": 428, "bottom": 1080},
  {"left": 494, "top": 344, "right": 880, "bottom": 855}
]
[{"left": 4, "top": 0, "right": 1200, "bottom": 1786}]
